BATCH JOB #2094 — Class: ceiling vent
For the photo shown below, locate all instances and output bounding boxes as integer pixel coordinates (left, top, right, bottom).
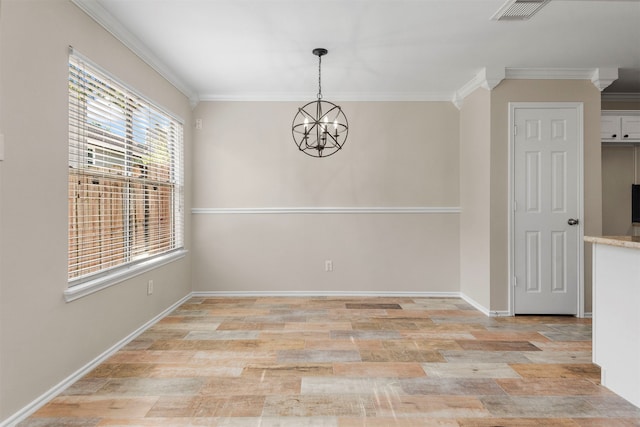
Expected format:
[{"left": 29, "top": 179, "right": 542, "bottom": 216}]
[{"left": 491, "top": 0, "right": 551, "bottom": 20}]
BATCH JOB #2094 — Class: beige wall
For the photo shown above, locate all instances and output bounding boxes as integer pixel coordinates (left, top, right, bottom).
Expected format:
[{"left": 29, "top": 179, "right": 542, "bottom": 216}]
[
  {"left": 192, "top": 101, "right": 461, "bottom": 293},
  {"left": 459, "top": 88, "right": 492, "bottom": 309},
  {"left": 490, "top": 79, "right": 602, "bottom": 313},
  {"left": 602, "top": 146, "right": 638, "bottom": 235},
  {"left": 0, "top": 0, "right": 193, "bottom": 421}
]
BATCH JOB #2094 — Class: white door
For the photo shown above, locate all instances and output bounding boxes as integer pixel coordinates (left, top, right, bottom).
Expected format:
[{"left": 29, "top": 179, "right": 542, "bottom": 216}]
[{"left": 513, "top": 104, "right": 582, "bottom": 315}]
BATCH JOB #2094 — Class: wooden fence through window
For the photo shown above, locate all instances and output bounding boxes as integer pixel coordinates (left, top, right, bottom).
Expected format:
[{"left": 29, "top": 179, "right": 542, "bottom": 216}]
[{"left": 68, "top": 169, "right": 173, "bottom": 280}]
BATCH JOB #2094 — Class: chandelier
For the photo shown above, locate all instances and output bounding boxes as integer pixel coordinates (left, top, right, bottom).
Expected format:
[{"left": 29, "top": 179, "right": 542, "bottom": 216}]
[{"left": 292, "top": 48, "right": 348, "bottom": 158}]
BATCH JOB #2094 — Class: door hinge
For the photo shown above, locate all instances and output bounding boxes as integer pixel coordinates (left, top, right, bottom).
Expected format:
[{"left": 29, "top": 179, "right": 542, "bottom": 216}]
[
  {"left": 514, "top": 125, "right": 518, "bottom": 136},
  {"left": 513, "top": 200, "right": 517, "bottom": 212},
  {"left": 513, "top": 276, "right": 517, "bottom": 287}
]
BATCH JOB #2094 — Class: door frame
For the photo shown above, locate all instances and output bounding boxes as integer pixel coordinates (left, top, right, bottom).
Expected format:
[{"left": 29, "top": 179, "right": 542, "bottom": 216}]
[{"left": 508, "top": 102, "right": 585, "bottom": 317}]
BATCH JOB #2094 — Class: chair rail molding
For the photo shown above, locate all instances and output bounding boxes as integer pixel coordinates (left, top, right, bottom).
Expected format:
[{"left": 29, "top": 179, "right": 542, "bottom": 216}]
[{"left": 191, "top": 206, "right": 462, "bottom": 215}]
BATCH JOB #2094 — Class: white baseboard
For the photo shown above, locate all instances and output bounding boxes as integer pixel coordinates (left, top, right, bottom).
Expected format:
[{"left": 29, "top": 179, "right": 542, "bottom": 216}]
[
  {"left": 0, "top": 293, "right": 192, "bottom": 427},
  {"left": 458, "top": 291, "right": 590, "bottom": 318},
  {"left": 458, "top": 292, "right": 511, "bottom": 317},
  {"left": 197, "top": 291, "right": 511, "bottom": 316},
  {"left": 192, "top": 290, "right": 461, "bottom": 298},
  {"left": 458, "top": 292, "right": 491, "bottom": 316},
  {"left": 488, "top": 310, "right": 512, "bottom": 317},
  {"left": 194, "top": 291, "right": 509, "bottom": 317}
]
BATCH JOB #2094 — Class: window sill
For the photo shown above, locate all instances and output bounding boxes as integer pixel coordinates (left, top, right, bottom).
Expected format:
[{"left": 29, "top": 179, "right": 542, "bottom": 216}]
[{"left": 64, "top": 249, "right": 188, "bottom": 302}]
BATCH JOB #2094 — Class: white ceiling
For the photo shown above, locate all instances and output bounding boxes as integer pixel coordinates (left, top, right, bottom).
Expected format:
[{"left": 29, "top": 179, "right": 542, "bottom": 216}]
[{"left": 74, "top": 0, "right": 640, "bottom": 104}]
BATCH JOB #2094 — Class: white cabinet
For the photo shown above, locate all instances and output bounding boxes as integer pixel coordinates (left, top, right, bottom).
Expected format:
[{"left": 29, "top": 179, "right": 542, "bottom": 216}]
[
  {"left": 601, "top": 115, "right": 621, "bottom": 140},
  {"left": 601, "top": 111, "right": 640, "bottom": 143},
  {"left": 588, "top": 238, "right": 640, "bottom": 408},
  {"left": 622, "top": 116, "right": 640, "bottom": 140}
]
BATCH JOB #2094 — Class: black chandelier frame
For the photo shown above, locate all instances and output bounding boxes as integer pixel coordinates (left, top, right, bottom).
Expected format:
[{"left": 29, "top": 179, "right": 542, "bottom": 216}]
[{"left": 292, "top": 48, "right": 348, "bottom": 158}]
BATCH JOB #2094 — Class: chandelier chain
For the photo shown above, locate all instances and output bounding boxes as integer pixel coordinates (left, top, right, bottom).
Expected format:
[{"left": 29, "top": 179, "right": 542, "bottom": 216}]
[{"left": 317, "top": 54, "right": 322, "bottom": 100}]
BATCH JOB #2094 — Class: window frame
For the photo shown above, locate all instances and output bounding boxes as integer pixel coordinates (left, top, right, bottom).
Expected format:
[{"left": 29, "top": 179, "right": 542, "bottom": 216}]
[{"left": 65, "top": 47, "right": 186, "bottom": 302}]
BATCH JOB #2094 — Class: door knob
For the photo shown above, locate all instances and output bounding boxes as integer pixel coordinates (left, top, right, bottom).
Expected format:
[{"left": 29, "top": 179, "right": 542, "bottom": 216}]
[{"left": 568, "top": 218, "right": 579, "bottom": 226}]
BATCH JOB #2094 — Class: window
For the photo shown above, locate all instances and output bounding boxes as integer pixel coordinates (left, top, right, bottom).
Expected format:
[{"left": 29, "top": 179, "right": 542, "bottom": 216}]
[{"left": 68, "top": 49, "right": 184, "bottom": 287}]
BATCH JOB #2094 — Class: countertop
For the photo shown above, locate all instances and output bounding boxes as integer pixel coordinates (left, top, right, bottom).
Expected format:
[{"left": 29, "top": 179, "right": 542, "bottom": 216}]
[{"left": 584, "top": 235, "right": 640, "bottom": 249}]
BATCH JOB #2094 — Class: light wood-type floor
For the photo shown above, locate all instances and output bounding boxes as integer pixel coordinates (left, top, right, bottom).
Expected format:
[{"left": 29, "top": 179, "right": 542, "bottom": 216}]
[{"left": 20, "top": 297, "right": 640, "bottom": 426}]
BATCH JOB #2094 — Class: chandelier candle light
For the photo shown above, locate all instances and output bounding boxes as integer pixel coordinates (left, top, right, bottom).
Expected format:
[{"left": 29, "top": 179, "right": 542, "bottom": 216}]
[{"left": 292, "top": 48, "right": 348, "bottom": 158}]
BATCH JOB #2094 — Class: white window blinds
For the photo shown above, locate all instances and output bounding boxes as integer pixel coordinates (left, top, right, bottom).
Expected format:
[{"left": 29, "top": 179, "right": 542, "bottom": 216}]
[{"left": 68, "top": 48, "right": 184, "bottom": 284}]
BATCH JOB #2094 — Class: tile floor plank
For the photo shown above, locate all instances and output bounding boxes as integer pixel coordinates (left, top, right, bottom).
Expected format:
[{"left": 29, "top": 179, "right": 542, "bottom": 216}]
[{"left": 20, "top": 296, "right": 640, "bottom": 426}]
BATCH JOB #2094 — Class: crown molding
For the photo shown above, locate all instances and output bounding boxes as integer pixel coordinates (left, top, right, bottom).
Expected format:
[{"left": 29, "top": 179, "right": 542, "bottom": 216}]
[
  {"left": 452, "top": 67, "right": 505, "bottom": 109},
  {"left": 601, "top": 92, "right": 640, "bottom": 102},
  {"left": 505, "top": 67, "right": 619, "bottom": 91},
  {"left": 505, "top": 67, "right": 595, "bottom": 80},
  {"left": 71, "top": 0, "right": 199, "bottom": 105},
  {"left": 591, "top": 68, "right": 620, "bottom": 92},
  {"left": 453, "top": 66, "right": 622, "bottom": 108},
  {"left": 199, "top": 91, "right": 453, "bottom": 102}
]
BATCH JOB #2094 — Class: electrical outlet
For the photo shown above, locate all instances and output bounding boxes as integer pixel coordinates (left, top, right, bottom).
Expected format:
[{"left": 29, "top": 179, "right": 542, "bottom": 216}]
[
  {"left": 325, "top": 260, "right": 333, "bottom": 272},
  {"left": 147, "top": 280, "right": 154, "bottom": 295}
]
